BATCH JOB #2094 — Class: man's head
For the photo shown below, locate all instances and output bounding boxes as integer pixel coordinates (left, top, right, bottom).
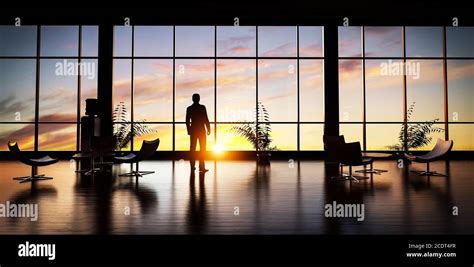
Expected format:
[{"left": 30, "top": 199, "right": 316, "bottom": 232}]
[{"left": 192, "top": 93, "right": 200, "bottom": 104}]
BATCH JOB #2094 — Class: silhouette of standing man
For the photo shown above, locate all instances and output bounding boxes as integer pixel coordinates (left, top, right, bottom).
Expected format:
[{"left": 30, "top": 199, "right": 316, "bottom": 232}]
[{"left": 186, "top": 93, "right": 210, "bottom": 172}]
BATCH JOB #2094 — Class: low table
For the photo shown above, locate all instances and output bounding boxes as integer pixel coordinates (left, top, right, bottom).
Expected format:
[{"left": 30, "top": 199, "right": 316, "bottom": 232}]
[
  {"left": 72, "top": 152, "right": 115, "bottom": 175},
  {"left": 357, "top": 152, "right": 392, "bottom": 173}
]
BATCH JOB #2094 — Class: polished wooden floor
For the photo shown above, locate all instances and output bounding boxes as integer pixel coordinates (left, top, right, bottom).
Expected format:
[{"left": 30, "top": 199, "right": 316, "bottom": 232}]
[{"left": 0, "top": 159, "right": 472, "bottom": 234}]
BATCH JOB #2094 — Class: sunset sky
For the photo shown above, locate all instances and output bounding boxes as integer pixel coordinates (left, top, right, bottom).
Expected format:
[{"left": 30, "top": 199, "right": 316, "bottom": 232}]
[{"left": 0, "top": 26, "right": 472, "bottom": 151}]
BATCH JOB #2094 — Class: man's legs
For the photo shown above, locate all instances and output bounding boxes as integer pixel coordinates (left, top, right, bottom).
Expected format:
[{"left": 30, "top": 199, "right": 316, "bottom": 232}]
[
  {"left": 198, "top": 133, "right": 207, "bottom": 170},
  {"left": 189, "top": 134, "right": 198, "bottom": 170}
]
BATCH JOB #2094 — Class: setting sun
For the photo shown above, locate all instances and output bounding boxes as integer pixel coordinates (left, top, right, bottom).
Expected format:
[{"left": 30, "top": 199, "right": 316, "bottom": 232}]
[{"left": 213, "top": 144, "right": 225, "bottom": 153}]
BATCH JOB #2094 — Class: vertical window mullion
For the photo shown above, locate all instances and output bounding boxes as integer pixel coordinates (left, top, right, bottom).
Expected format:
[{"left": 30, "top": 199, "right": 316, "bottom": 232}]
[
  {"left": 361, "top": 26, "right": 367, "bottom": 151},
  {"left": 34, "top": 25, "right": 41, "bottom": 152},
  {"left": 77, "top": 25, "right": 82, "bottom": 152},
  {"left": 131, "top": 25, "right": 135, "bottom": 151},
  {"left": 172, "top": 26, "right": 176, "bottom": 151},
  {"left": 214, "top": 25, "right": 217, "bottom": 148},
  {"left": 442, "top": 26, "right": 449, "bottom": 141},
  {"left": 402, "top": 26, "right": 408, "bottom": 151},
  {"left": 297, "top": 26, "right": 300, "bottom": 151},
  {"left": 256, "top": 26, "right": 259, "bottom": 153}
]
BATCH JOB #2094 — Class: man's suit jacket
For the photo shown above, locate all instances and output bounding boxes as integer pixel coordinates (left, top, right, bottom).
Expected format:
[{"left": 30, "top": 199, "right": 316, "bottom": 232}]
[{"left": 186, "top": 103, "right": 210, "bottom": 135}]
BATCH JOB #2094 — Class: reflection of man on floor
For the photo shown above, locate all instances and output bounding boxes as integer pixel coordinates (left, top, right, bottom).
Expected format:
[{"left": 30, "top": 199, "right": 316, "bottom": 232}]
[{"left": 186, "top": 93, "right": 210, "bottom": 172}]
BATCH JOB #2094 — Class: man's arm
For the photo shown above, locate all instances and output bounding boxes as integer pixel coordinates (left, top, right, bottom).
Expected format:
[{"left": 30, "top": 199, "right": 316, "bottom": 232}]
[
  {"left": 185, "top": 107, "right": 191, "bottom": 135},
  {"left": 204, "top": 106, "right": 211, "bottom": 135}
]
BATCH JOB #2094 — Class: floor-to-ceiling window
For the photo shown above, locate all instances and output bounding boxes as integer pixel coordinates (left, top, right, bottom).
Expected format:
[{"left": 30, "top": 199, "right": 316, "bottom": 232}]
[
  {"left": 2, "top": 24, "right": 470, "bottom": 153},
  {"left": 113, "top": 25, "right": 325, "bottom": 152},
  {"left": 338, "top": 26, "right": 473, "bottom": 151},
  {"left": 446, "top": 27, "right": 474, "bottom": 151},
  {"left": 0, "top": 25, "right": 98, "bottom": 151}
]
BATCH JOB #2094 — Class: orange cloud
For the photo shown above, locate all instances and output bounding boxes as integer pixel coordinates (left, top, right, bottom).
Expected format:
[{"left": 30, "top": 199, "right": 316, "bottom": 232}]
[
  {"left": 0, "top": 115, "right": 77, "bottom": 151},
  {"left": 229, "top": 46, "right": 251, "bottom": 54}
]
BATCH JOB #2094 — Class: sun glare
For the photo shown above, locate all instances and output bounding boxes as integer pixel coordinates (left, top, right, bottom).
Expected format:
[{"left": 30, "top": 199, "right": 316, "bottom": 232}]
[{"left": 213, "top": 144, "right": 225, "bottom": 153}]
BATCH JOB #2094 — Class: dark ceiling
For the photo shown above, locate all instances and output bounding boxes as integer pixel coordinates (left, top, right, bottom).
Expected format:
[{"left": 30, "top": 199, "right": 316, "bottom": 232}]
[{"left": 1, "top": 1, "right": 472, "bottom": 25}]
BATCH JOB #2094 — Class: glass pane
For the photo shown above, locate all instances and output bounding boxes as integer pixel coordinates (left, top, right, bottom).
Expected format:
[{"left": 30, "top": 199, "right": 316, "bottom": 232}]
[
  {"left": 338, "top": 26, "right": 361, "bottom": 57},
  {"left": 448, "top": 60, "right": 474, "bottom": 122},
  {"left": 406, "top": 60, "right": 444, "bottom": 122},
  {"left": 0, "top": 59, "right": 36, "bottom": 122},
  {"left": 113, "top": 59, "right": 132, "bottom": 121},
  {"left": 134, "top": 26, "right": 173, "bottom": 56},
  {"left": 217, "top": 26, "right": 256, "bottom": 57},
  {"left": 133, "top": 124, "right": 173, "bottom": 151},
  {"left": 0, "top": 124, "right": 35, "bottom": 151},
  {"left": 366, "top": 124, "right": 402, "bottom": 150},
  {"left": 270, "top": 124, "right": 297, "bottom": 150},
  {"left": 41, "top": 26, "right": 79, "bottom": 56},
  {"left": 447, "top": 27, "right": 474, "bottom": 57},
  {"left": 405, "top": 27, "right": 443, "bottom": 57},
  {"left": 339, "top": 60, "right": 362, "bottom": 122},
  {"left": 80, "top": 59, "right": 98, "bottom": 116},
  {"left": 217, "top": 59, "right": 256, "bottom": 122},
  {"left": 175, "top": 26, "right": 214, "bottom": 57},
  {"left": 339, "top": 123, "right": 363, "bottom": 146},
  {"left": 407, "top": 123, "right": 445, "bottom": 151},
  {"left": 39, "top": 59, "right": 78, "bottom": 122},
  {"left": 299, "top": 26, "right": 323, "bottom": 57},
  {"left": 365, "top": 27, "right": 402, "bottom": 57},
  {"left": 174, "top": 124, "right": 214, "bottom": 151},
  {"left": 114, "top": 26, "right": 132, "bottom": 57},
  {"left": 216, "top": 124, "right": 255, "bottom": 151},
  {"left": 0, "top": 26, "right": 37, "bottom": 56},
  {"left": 133, "top": 59, "right": 173, "bottom": 122},
  {"left": 449, "top": 124, "right": 474, "bottom": 150},
  {"left": 365, "top": 60, "right": 404, "bottom": 122},
  {"left": 81, "top": 26, "right": 98, "bottom": 57},
  {"left": 300, "top": 124, "right": 324, "bottom": 150},
  {"left": 300, "top": 59, "right": 324, "bottom": 122},
  {"left": 258, "top": 59, "right": 297, "bottom": 122},
  {"left": 38, "top": 123, "right": 77, "bottom": 151},
  {"left": 112, "top": 123, "right": 131, "bottom": 151},
  {"left": 258, "top": 26, "right": 297, "bottom": 57},
  {"left": 175, "top": 59, "right": 215, "bottom": 122}
]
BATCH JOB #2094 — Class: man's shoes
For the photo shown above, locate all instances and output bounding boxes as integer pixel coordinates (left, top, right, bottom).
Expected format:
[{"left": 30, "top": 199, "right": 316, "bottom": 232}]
[{"left": 199, "top": 169, "right": 209, "bottom": 173}]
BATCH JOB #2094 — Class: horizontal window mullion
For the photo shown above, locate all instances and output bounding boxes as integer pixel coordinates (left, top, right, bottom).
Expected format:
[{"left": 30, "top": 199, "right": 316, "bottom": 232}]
[
  {"left": 113, "top": 57, "right": 324, "bottom": 59},
  {"left": 0, "top": 56, "right": 99, "bottom": 59}
]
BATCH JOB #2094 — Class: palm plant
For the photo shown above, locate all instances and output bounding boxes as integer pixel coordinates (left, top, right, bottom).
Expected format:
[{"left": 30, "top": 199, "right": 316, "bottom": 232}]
[
  {"left": 113, "top": 102, "right": 156, "bottom": 151},
  {"left": 231, "top": 102, "right": 277, "bottom": 152},
  {"left": 387, "top": 102, "right": 444, "bottom": 151}
]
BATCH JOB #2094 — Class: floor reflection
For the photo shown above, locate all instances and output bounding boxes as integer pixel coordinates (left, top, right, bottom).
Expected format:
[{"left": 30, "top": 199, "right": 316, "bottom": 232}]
[
  {"left": 0, "top": 159, "right": 472, "bottom": 234},
  {"left": 187, "top": 171, "right": 208, "bottom": 234}
]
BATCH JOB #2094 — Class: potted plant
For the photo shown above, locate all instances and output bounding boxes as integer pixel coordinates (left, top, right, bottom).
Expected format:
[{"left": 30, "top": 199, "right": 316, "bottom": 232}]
[
  {"left": 231, "top": 102, "right": 277, "bottom": 164},
  {"left": 387, "top": 102, "right": 444, "bottom": 154},
  {"left": 113, "top": 102, "right": 156, "bottom": 153}
]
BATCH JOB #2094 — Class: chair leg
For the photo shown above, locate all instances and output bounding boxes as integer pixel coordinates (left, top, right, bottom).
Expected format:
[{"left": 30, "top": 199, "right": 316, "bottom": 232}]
[
  {"left": 330, "top": 164, "right": 350, "bottom": 180},
  {"left": 119, "top": 171, "right": 143, "bottom": 177},
  {"left": 13, "top": 175, "right": 33, "bottom": 180},
  {"left": 347, "top": 165, "right": 369, "bottom": 183},
  {"left": 13, "top": 174, "right": 53, "bottom": 184},
  {"left": 119, "top": 162, "right": 155, "bottom": 177},
  {"left": 119, "top": 171, "right": 155, "bottom": 177},
  {"left": 12, "top": 166, "right": 54, "bottom": 183},
  {"left": 13, "top": 174, "right": 45, "bottom": 180},
  {"left": 19, "top": 176, "right": 53, "bottom": 183},
  {"left": 411, "top": 162, "right": 448, "bottom": 177},
  {"left": 355, "top": 162, "right": 386, "bottom": 174},
  {"left": 138, "top": 171, "right": 155, "bottom": 175}
]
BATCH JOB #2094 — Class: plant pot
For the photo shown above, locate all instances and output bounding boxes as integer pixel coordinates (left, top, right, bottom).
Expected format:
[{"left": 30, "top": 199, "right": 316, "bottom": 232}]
[{"left": 257, "top": 152, "right": 271, "bottom": 165}]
